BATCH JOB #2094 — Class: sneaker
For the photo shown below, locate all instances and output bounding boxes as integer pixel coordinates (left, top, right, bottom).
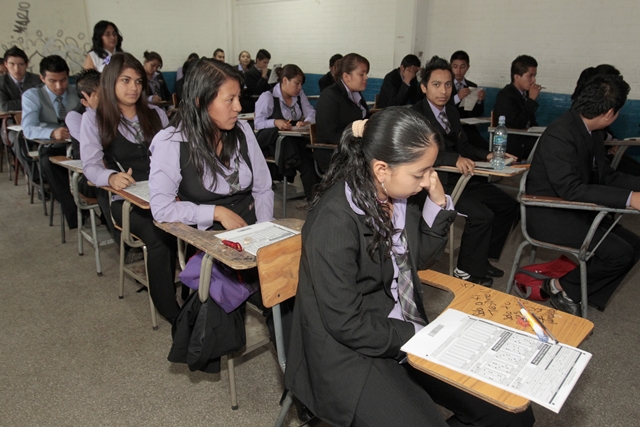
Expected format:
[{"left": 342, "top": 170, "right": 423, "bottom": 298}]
[
  {"left": 453, "top": 268, "right": 493, "bottom": 288},
  {"left": 542, "top": 279, "right": 581, "bottom": 316},
  {"left": 486, "top": 263, "right": 504, "bottom": 278}
]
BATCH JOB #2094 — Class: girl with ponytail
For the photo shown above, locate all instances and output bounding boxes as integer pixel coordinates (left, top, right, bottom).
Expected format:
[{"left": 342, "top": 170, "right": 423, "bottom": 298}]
[{"left": 285, "top": 107, "right": 535, "bottom": 427}]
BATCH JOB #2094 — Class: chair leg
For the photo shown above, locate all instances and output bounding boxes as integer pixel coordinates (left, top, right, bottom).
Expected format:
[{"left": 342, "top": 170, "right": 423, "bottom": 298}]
[
  {"left": 14, "top": 157, "right": 20, "bottom": 185},
  {"left": 228, "top": 355, "right": 239, "bottom": 410},
  {"left": 50, "top": 198, "right": 55, "bottom": 226},
  {"left": 449, "top": 223, "right": 455, "bottom": 276},
  {"left": 38, "top": 160, "right": 47, "bottom": 216},
  {"left": 579, "top": 260, "right": 588, "bottom": 318},
  {"left": 275, "top": 391, "right": 294, "bottom": 427},
  {"left": 144, "top": 246, "right": 158, "bottom": 330},
  {"left": 90, "top": 209, "right": 103, "bottom": 276},
  {"left": 60, "top": 202, "right": 66, "bottom": 244},
  {"left": 282, "top": 177, "right": 287, "bottom": 219},
  {"left": 118, "top": 236, "right": 126, "bottom": 299},
  {"left": 529, "top": 246, "right": 537, "bottom": 265},
  {"left": 78, "top": 207, "right": 84, "bottom": 256},
  {"left": 506, "top": 240, "right": 530, "bottom": 295}
]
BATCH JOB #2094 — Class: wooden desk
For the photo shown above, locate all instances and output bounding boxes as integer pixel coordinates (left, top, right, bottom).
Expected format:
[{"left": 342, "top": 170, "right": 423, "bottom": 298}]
[{"left": 409, "top": 269, "right": 594, "bottom": 412}]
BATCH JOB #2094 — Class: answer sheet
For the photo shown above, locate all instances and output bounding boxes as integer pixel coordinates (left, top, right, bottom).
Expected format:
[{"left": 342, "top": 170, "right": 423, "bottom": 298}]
[
  {"left": 215, "top": 222, "right": 299, "bottom": 255},
  {"left": 123, "top": 180, "right": 150, "bottom": 202},
  {"left": 401, "top": 309, "right": 591, "bottom": 413}
]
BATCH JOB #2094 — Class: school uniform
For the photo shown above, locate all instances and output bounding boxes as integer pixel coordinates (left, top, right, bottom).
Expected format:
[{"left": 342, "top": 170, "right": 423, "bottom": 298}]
[
  {"left": 87, "top": 49, "right": 116, "bottom": 72},
  {"left": 241, "top": 66, "right": 272, "bottom": 113},
  {"left": 527, "top": 110, "right": 640, "bottom": 309},
  {"left": 318, "top": 71, "right": 334, "bottom": 92},
  {"left": 494, "top": 83, "right": 539, "bottom": 160},
  {"left": 254, "top": 84, "right": 318, "bottom": 200},
  {"left": 285, "top": 181, "right": 534, "bottom": 427},
  {"left": 411, "top": 98, "right": 519, "bottom": 278},
  {"left": 148, "top": 71, "right": 171, "bottom": 102},
  {"left": 315, "top": 81, "right": 369, "bottom": 172},
  {"left": 80, "top": 106, "right": 180, "bottom": 321},
  {"left": 376, "top": 68, "right": 423, "bottom": 108},
  {"left": 449, "top": 77, "right": 488, "bottom": 150},
  {"left": 0, "top": 71, "right": 41, "bottom": 111}
]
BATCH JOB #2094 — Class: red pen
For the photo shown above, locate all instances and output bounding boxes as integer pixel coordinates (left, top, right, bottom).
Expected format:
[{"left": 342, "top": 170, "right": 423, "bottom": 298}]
[{"left": 221, "top": 239, "right": 243, "bottom": 252}]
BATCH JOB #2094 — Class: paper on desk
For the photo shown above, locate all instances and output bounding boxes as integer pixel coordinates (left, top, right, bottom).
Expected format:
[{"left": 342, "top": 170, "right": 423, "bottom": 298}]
[
  {"left": 123, "top": 180, "right": 150, "bottom": 202},
  {"left": 401, "top": 309, "right": 591, "bottom": 413},
  {"left": 215, "top": 221, "right": 300, "bottom": 255},
  {"left": 267, "top": 64, "right": 282, "bottom": 85},
  {"left": 475, "top": 158, "right": 514, "bottom": 169},
  {"left": 460, "top": 117, "right": 491, "bottom": 125},
  {"left": 459, "top": 87, "right": 480, "bottom": 111},
  {"left": 59, "top": 159, "right": 83, "bottom": 169},
  {"left": 527, "top": 126, "right": 547, "bottom": 133}
]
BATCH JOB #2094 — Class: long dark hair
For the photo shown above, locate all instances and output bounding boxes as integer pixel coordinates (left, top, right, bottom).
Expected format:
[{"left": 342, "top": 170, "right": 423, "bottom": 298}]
[
  {"left": 169, "top": 58, "right": 247, "bottom": 187},
  {"left": 312, "top": 107, "right": 440, "bottom": 258},
  {"left": 96, "top": 53, "right": 162, "bottom": 149},
  {"left": 90, "top": 20, "right": 123, "bottom": 59},
  {"left": 333, "top": 53, "right": 369, "bottom": 82}
]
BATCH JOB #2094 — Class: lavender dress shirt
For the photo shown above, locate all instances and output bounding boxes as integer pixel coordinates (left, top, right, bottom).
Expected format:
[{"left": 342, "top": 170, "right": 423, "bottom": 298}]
[{"left": 254, "top": 83, "right": 316, "bottom": 130}]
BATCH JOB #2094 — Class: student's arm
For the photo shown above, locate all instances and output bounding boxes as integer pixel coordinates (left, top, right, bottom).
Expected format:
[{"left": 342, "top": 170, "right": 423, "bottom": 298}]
[
  {"left": 79, "top": 109, "right": 118, "bottom": 187},
  {"left": 242, "top": 122, "right": 275, "bottom": 222},
  {"left": 304, "top": 202, "right": 415, "bottom": 358},
  {"left": 253, "top": 92, "right": 275, "bottom": 130},
  {"left": 299, "top": 90, "right": 316, "bottom": 124},
  {"left": 377, "top": 73, "right": 410, "bottom": 108},
  {"left": 494, "top": 89, "right": 538, "bottom": 129},
  {"left": 148, "top": 128, "right": 216, "bottom": 230},
  {"left": 21, "top": 89, "right": 61, "bottom": 139}
]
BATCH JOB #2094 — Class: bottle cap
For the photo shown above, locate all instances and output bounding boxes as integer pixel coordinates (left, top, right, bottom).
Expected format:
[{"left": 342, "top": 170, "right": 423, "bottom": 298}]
[{"left": 499, "top": 115, "right": 506, "bottom": 122}]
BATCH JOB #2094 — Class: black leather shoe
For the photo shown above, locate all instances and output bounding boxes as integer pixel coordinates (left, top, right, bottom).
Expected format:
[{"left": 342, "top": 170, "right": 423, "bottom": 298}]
[
  {"left": 549, "top": 291, "right": 581, "bottom": 316},
  {"left": 486, "top": 263, "right": 504, "bottom": 278}
]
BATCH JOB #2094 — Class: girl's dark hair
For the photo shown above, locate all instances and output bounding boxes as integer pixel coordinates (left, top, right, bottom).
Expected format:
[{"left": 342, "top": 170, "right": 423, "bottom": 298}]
[
  {"left": 275, "top": 64, "right": 305, "bottom": 84},
  {"left": 90, "top": 20, "right": 123, "bottom": 59},
  {"left": 169, "top": 58, "right": 247, "bottom": 187},
  {"left": 96, "top": 53, "right": 162, "bottom": 149},
  {"left": 333, "top": 53, "right": 369, "bottom": 82},
  {"left": 312, "top": 107, "right": 441, "bottom": 259},
  {"left": 143, "top": 51, "right": 163, "bottom": 68}
]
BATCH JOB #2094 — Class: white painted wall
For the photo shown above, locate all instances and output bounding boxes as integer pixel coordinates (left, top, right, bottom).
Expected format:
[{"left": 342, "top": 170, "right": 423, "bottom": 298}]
[{"left": 420, "top": 0, "right": 640, "bottom": 98}]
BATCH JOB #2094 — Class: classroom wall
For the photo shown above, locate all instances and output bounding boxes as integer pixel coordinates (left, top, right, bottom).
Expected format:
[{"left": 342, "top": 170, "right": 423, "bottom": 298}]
[
  {"left": 420, "top": 0, "right": 640, "bottom": 99},
  {"left": 84, "top": 0, "right": 231, "bottom": 73}
]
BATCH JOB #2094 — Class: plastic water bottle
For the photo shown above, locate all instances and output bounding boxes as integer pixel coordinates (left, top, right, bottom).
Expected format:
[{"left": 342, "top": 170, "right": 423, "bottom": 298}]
[{"left": 492, "top": 116, "right": 507, "bottom": 170}]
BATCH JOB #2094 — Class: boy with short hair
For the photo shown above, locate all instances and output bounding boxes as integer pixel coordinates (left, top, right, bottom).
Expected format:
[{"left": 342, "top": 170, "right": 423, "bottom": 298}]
[
  {"left": 376, "top": 54, "right": 423, "bottom": 108},
  {"left": 318, "top": 53, "right": 342, "bottom": 92},
  {"left": 449, "top": 50, "right": 488, "bottom": 149},
  {"left": 494, "top": 55, "right": 542, "bottom": 160},
  {"left": 411, "top": 56, "right": 519, "bottom": 287},
  {"left": 0, "top": 46, "right": 41, "bottom": 111}
]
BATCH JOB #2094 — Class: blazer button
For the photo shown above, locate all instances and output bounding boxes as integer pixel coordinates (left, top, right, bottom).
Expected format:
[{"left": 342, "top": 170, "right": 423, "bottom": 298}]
[{"left": 447, "top": 217, "right": 454, "bottom": 223}]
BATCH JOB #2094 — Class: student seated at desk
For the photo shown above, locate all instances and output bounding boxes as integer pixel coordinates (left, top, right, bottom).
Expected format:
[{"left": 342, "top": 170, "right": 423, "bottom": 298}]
[
  {"left": 284, "top": 107, "right": 534, "bottom": 427},
  {"left": 448, "top": 50, "right": 488, "bottom": 150},
  {"left": 80, "top": 53, "right": 178, "bottom": 322},
  {"left": 1, "top": 46, "right": 41, "bottom": 112},
  {"left": 82, "top": 20, "right": 123, "bottom": 72},
  {"left": 318, "top": 53, "right": 342, "bottom": 93},
  {"left": 494, "top": 55, "right": 542, "bottom": 160},
  {"left": 212, "top": 48, "right": 225, "bottom": 62},
  {"left": 376, "top": 54, "right": 423, "bottom": 108},
  {"left": 527, "top": 74, "right": 640, "bottom": 315},
  {"left": 411, "top": 56, "right": 518, "bottom": 287},
  {"left": 255, "top": 64, "right": 318, "bottom": 202},
  {"left": 241, "top": 49, "right": 272, "bottom": 113},
  {"left": 175, "top": 52, "right": 199, "bottom": 82},
  {"left": 143, "top": 51, "right": 171, "bottom": 103},
  {"left": 315, "top": 53, "right": 370, "bottom": 173},
  {"left": 237, "top": 50, "right": 252, "bottom": 74},
  {"left": 22, "top": 55, "right": 81, "bottom": 229}
]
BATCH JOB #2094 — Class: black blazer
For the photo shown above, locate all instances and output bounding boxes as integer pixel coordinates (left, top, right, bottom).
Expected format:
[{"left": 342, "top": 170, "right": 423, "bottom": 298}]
[
  {"left": 243, "top": 66, "right": 272, "bottom": 97},
  {"left": 318, "top": 71, "right": 334, "bottom": 92},
  {"left": 284, "top": 182, "right": 455, "bottom": 427},
  {"left": 376, "top": 68, "right": 423, "bottom": 108},
  {"left": 449, "top": 78, "right": 484, "bottom": 118},
  {"left": 316, "top": 81, "right": 369, "bottom": 145},
  {"left": 411, "top": 99, "right": 489, "bottom": 187},
  {"left": 149, "top": 71, "right": 172, "bottom": 102},
  {"left": 494, "top": 83, "right": 538, "bottom": 129},
  {"left": 527, "top": 110, "right": 640, "bottom": 240},
  {"left": 0, "top": 72, "right": 41, "bottom": 111}
]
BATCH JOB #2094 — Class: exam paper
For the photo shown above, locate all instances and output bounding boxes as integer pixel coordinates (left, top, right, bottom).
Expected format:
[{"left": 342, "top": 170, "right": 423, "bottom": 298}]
[
  {"left": 123, "top": 180, "right": 150, "bottom": 202},
  {"left": 401, "top": 309, "right": 591, "bottom": 413},
  {"left": 267, "top": 64, "right": 282, "bottom": 85},
  {"left": 59, "top": 159, "right": 84, "bottom": 170},
  {"left": 460, "top": 87, "right": 480, "bottom": 111},
  {"left": 216, "top": 222, "right": 300, "bottom": 255}
]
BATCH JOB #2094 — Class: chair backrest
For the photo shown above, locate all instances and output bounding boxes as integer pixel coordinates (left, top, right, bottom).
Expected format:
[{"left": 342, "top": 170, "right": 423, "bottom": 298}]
[
  {"left": 256, "top": 234, "right": 301, "bottom": 309},
  {"left": 490, "top": 110, "right": 498, "bottom": 127},
  {"left": 308, "top": 123, "right": 317, "bottom": 146},
  {"left": 172, "top": 93, "right": 178, "bottom": 108}
]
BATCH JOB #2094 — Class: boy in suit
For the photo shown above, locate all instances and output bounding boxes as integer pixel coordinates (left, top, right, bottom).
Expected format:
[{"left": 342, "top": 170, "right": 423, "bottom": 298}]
[
  {"left": 242, "top": 49, "right": 272, "bottom": 112},
  {"left": 412, "top": 56, "right": 519, "bottom": 287},
  {"left": 526, "top": 74, "right": 640, "bottom": 315},
  {"left": 376, "top": 54, "right": 423, "bottom": 108},
  {"left": 22, "top": 55, "right": 81, "bottom": 229},
  {"left": 0, "top": 46, "right": 41, "bottom": 111},
  {"left": 318, "top": 53, "right": 342, "bottom": 92},
  {"left": 449, "top": 50, "right": 488, "bottom": 150},
  {"left": 494, "top": 55, "right": 542, "bottom": 160}
]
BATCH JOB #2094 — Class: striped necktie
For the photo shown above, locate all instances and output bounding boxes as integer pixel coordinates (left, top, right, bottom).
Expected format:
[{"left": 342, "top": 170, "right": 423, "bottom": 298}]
[
  {"left": 55, "top": 96, "right": 67, "bottom": 120},
  {"left": 438, "top": 110, "right": 451, "bottom": 134},
  {"left": 394, "top": 231, "right": 426, "bottom": 326},
  {"left": 125, "top": 119, "right": 145, "bottom": 145},
  {"left": 456, "top": 81, "right": 463, "bottom": 92}
]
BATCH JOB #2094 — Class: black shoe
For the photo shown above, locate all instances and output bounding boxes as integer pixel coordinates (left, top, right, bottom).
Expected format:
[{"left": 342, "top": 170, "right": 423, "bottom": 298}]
[
  {"left": 547, "top": 288, "right": 581, "bottom": 316},
  {"left": 541, "top": 278, "right": 553, "bottom": 299},
  {"left": 453, "top": 268, "right": 493, "bottom": 287},
  {"left": 486, "top": 263, "right": 504, "bottom": 278}
]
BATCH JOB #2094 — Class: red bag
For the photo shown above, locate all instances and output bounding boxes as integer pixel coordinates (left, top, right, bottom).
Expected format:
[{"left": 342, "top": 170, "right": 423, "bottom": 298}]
[{"left": 514, "top": 255, "right": 577, "bottom": 301}]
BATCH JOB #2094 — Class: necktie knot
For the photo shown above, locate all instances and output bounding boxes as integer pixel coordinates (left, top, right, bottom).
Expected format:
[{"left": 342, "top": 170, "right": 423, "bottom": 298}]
[
  {"left": 125, "top": 119, "right": 145, "bottom": 145},
  {"left": 456, "top": 81, "right": 463, "bottom": 92}
]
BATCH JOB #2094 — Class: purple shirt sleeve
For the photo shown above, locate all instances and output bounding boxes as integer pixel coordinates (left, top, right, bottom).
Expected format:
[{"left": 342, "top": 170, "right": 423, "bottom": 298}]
[
  {"left": 299, "top": 90, "right": 316, "bottom": 124},
  {"left": 65, "top": 110, "right": 83, "bottom": 141},
  {"left": 254, "top": 92, "right": 275, "bottom": 130},
  {"left": 422, "top": 194, "right": 454, "bottom": 227},
  {"left": 80, "top": 108, "right": 118, "bottom": 187}
]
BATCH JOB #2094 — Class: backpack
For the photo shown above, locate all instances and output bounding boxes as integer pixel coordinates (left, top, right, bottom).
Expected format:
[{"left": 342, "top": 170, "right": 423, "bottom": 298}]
[{"left": 513, "top": 255, "right": 577, "bottom": 301}]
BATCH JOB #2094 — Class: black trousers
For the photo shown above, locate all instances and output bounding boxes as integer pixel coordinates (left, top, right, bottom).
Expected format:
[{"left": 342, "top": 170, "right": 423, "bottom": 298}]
[
  {"left": 506, "top": 135, "right": 538, "bottom": 162},
  {"left": 462, "top": 124, "right": 489, "bottom": 151},
  {"left": 39, "top": 145, "right": 78, "bottom": 229},
  {"left": 351, "top": 357, "right": 535, "bottom": 427},
  {"left": 111, "top": 200, "right": 179, "bottom": 321},
  {"left": 279, "top": 136, "right": 318, "bottom": 201},
  {"left": 530, "top": 214, "right": 640, "bottom": 310},
  {"left": 446, "top": 177, "right": 519, "bottom": 277}
]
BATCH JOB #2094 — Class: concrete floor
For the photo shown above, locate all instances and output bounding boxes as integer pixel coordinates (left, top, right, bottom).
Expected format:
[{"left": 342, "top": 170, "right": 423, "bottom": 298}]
[{"left": 1, "top": 172, "right": 639, "bottom": 427}]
